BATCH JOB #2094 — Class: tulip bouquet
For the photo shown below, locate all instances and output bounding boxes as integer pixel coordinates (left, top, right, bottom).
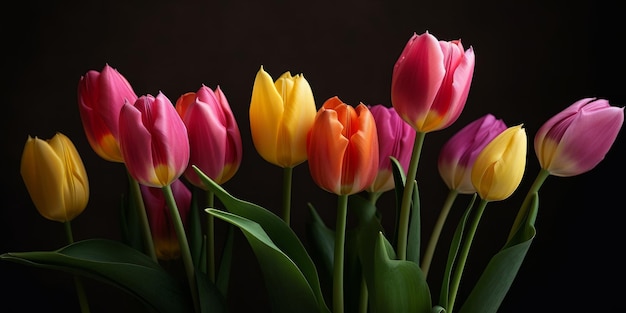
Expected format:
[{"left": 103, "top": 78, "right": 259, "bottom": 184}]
[{"left": 2, "top": 31, "right": 624, "bottom": 313}]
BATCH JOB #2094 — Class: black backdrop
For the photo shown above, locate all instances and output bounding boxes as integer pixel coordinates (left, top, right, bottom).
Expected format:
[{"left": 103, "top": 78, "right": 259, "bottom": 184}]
[{"left": 1, "top": 1, "right": 625, "bottom": 312}]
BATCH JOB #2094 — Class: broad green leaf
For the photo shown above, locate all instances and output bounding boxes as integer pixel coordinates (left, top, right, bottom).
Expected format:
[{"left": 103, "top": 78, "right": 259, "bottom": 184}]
[
  {"left": 458, "top": 193, "right": 539, "bottom": 313},
  {"left": 0, "top": 239, "right": 196, "bottom": 313},
  {"left": 207, "top": 209, "right": 326, "bottom": 313},
  {"left": 194, "top": 165, "right": 330, "bottom": 313},
  {"left": 371, "top": 233, "right": 431, "bottom": 313},
  {"left": 390, "top": 156, "right": 406, "bottom": 247}
]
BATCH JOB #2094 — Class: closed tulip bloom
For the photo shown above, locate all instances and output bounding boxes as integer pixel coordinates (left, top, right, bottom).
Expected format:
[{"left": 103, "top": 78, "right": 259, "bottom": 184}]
[
  {"left": 119, "top": 92, "right": 190, "bottom": 188},
  {"left": 471, "top": 125, "right": 527, "bottom": 201},
  {"left": 535, "top": 98, "right": 624, "bottom": 177},
  {"left": 366, "top": 105, "right": 416, "bottom": 193},
  {"left": 20, "top": 132, "right": 89, "bottom": 222},
  {"left": 140, "top": 179, "right": 191, "bottom": 260},
  {"left": 391, "top": 31, "right": 475, "bottom": 133},
  {"left": 78, "top": 64, "right": 138, "bottom": 162},
  {"left": 176, "top": 85, "right": 242, "bottom": 187},
  {"left": 250, "top": 66, "right": 317, "bottom": 168},
  {"left": 307, "top": 96, "right": 379, "bottom": 195},
  {"left": 438, "top": 114, "right": 507, "bottom": 194}
]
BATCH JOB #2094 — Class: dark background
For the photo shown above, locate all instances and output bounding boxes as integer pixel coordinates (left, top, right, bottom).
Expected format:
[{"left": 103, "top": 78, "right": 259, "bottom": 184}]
[{"left": 1, "top": 1, "right": 624, "bottom": 312}]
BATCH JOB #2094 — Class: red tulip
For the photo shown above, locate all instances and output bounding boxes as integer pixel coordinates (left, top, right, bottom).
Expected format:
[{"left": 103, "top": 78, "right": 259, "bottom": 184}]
[
  {"left": 119, "top": 92, "right": 190, "bottom": 187},
  {"left": 391, "top": 31, "right": 475, "bottom": 133},
  {"left": 78, "top": 64, "right": 138, "bottom": 162},
  {"left": 176, "top": 85, "right": 242, "bottom": 188}
]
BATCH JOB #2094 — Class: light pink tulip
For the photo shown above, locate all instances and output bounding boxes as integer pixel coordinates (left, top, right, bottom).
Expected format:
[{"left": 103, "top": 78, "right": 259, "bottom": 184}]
[
  {"left": 535, "top": 98, "right": 624, "bottom": 177},
  {"left": 438, "top": 114, "right": 507, "bottom": 194}
]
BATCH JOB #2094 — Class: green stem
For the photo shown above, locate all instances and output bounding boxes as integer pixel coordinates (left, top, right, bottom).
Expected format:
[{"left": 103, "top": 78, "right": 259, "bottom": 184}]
[
  {"left": 282, "top": 166, "right": 293, "bottom": 226},
  {"left": 507, "top": 169, "right": 550, "bottom": 241},
  {"left": 358, "top": 275, "right": 368, "bottom": 313},
  {"left": 162, "top": 184, "right": 200, "bottom": 313},
  {"left": 447, "top": 199, "right": 488, "bottom": 313},
  {"left": 333, "top": 194, "right": 349, "bottom": 313},
  {"left": 206, "top": 190, "right": 215, "bottom": 283},
  {"left": 64, "top": 221, "right": 91, "bottom": 313},
  {"left": 368, "top": 191, "right": 382, "bottom": 204},
  {"left": 397, "top": 131, "right": 426, "bottom": 260},
  {"left": 127, "top": 171, "right": 157, "bottom": 262},
  {"left": 421, "top": 189, "right": 459, "bottom": 278}
]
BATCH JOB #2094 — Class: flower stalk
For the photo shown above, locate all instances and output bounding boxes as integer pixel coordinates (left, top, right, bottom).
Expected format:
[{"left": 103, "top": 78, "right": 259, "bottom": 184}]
[
  {"left": 397, "top": 131, "right": 425, "bottom": 260},
  {"left": 333, "top": 194, "right": 349, "bottom": 313},
  {"left": 421, "top": 188, "right": 459, "bottom": 277},
  {"left": 127, "top": 171, "right": 157, "bottom": 262},
  {"left": 162, "top": 184, "right": 199, "bottom": 313},
  {"left": 206, "top": 190, "right": 216, "bottom": 282},
  {"left": 64, "top": 221, "right": 91, "bottom": 313},
  {"left": 282, "top": 167, "right": 293, "bottom": 226}
]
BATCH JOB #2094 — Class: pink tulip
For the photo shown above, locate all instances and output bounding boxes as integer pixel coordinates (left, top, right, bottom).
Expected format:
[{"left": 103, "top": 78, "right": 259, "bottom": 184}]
[
  {"left": 119, "top": 92, "right": 190, "bottom": 187},
  {"left": 366, "top": 105, "right": 416, "bottom": 193},
  {"left": 140, "top": 179, "right": 191, "bottom": 260},
  {"left": 78, "top": 64, "right": 138, "bottom": 162},
  {"left": 438, "top": 114, "right": 507, "bottom": 194},
  {"left": 534, "top": 98, "right": 624, "bottom": 177},
  {"left": 391, "top": 31, "right": 475, "bottom": 133},
  {"left": 176, "top": 85, "right": 242, "bottom": 188},
  {"left": 307, "top": 96, "right": 379, "bottom": 196}
]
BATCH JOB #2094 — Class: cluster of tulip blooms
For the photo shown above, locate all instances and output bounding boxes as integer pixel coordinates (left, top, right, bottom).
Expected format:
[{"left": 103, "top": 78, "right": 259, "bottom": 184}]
[{"left": 3, "top": 31, "right": 624, "bottom": 313}]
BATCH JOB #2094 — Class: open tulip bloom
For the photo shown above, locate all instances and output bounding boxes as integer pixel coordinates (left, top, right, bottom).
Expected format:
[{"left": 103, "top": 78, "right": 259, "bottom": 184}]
[{"left": 3, "top": 31, "right": 624, "bottom": 313}]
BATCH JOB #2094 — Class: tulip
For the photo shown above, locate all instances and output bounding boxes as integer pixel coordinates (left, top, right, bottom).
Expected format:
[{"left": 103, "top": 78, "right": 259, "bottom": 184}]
[
  {"left": 366, "top": 105, "right": 416, "bottom": 194},
  {"left": 438, "top": 114, "right": 508, "bottom": 194},
  {"left": 119, "top": 92, "right": 190, "bottom": 188},
  {"left": 78, "top": 64, "right": 138, "bottom": 162},
  {"left": 534, "top": 98, "right": 624, "bottom": 177},
  {"left": 250, "top": 66, "right": 317, "bottom": 168},
  {"left": 471, "top": 124, "right": 527, "bottom": 201},
  {"left": 176, "top": 85, "right": 242, "bottom": 188},
  {"left": 307, "top": 96, "right": 379, "bottom": 196},
  {"left": 20, "top": 132, "right": 89, "bottom": 222},
  {"left": 140, "top": 179, "right": 192, "bottom": 260},
  {"left": 391, "top": 31, "right": 475, "bottom": 133}
]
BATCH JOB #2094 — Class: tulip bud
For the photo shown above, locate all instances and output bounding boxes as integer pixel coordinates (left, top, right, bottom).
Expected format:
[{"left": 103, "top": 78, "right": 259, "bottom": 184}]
[
  {"left": 176, "top": 85, "right": 242, "bottom": 188},
  {"left": 78, "top": 64, "right": 138, "bottom": 162},
  {"left": 140, "top": 179, "right": 191, "bottom": 260},
  {"left": 307, "top": 96, "right": 379, "bottom": 196},
  {"left": 250, "top": 66, "right": 317, "bottom": 168},
  {"left": 534, "top": 98, "right": 624, "bottom": 177},
  {"left": 20, "top": 132, "right": 89, "bottom": 222},
  {"left": 438, "top": 114, "right": 507, "bottom": 194},
  {"left": 366, "top": 105, "right": 416, "bottom": 193},
  {"left": 471, "top": 125, "right": 527, "bottom": 201},
  {"left": 391, "top": 31, "right": 475, "bottom": 133},
  {"left": 119, "top": 92, "right": 190, "bottom": 188}
]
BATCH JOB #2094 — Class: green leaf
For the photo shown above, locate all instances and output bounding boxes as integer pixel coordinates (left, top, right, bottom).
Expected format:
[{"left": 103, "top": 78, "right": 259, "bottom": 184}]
[
  {"left": 458, "top": 193, "right": 539, "bottom": 313},
  {"left": 371, "top": 232, "right": 432, "bottom": 313},
  {"left": 207, "top": 209, "right": 326, "bottom": 313},
  {"left": 189, "top": 187, "right": 204, "bottom": 271},
  {"left": 406, "top": 182, "right": 421, "bottom": 264},
  {"left": 390, "top": 156, "right": 406, "bottom": 247},
  {"left": 0, "top": 239, "right": 194, "bottom": 313},
  {"left": 194, "top": 165, "right": 330, "bottom": 313}
]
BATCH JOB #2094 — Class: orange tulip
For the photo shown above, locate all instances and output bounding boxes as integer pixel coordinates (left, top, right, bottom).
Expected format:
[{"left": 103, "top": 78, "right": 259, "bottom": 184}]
[{"left": 307, "top": 96, "right": 379, "bottom": 196}]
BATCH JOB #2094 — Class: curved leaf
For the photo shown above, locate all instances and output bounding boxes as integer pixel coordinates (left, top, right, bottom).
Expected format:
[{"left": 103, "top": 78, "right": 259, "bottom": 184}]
[
  {"left": 207, "top": 209, "right": 326, "bottom": 313},
  {"left": 194, "top": 165, "right": 330, "bottom": 313},
  {"left": 0, "top": 239, "right": 193, "bottom": 313},
  {"left": 458, "top": 193, "right": 539, "bottom": 313}
]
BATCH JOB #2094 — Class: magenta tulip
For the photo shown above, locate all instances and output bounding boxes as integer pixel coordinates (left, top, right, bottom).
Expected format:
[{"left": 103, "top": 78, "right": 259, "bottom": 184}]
[
  {"left": 391, "top": 31, "right": 475, "bottom": 133},
  {"left": 78, "top": 64, "right": 138, "bottom": 162},
  {"left": 119, "top": 92, "right": 190, "bottom": 187},
  {"left": 176, "top": 85, "right": 242, "bottom": 188},
  {"left": 535, "top": 98, "right": 624, "bottom": 177},
  {"left": 438, "top": 114, "right": 507, "bottom": 194},
  {"left": 366, "top": 105, "right": 416, "bottom": 193},
  {"left": 140, "top": 179, "right": 191, "bottom": 260}
]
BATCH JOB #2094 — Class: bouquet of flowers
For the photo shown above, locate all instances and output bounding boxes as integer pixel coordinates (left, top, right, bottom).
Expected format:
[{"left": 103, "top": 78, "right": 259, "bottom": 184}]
[{"left": 2, "top": 31, "right": 623, "bottom": 313}]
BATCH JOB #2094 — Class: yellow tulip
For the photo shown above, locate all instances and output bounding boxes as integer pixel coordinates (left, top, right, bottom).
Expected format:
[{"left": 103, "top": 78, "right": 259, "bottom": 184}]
[
  {"left": 470, "top": 125, "right": 527, "bottom": 201},
  {"left": 249, "top": 66, "right": 317, "bottom": 168},
  {"left": 20, "top": 132, "right": 89, "bottom": 222}
]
